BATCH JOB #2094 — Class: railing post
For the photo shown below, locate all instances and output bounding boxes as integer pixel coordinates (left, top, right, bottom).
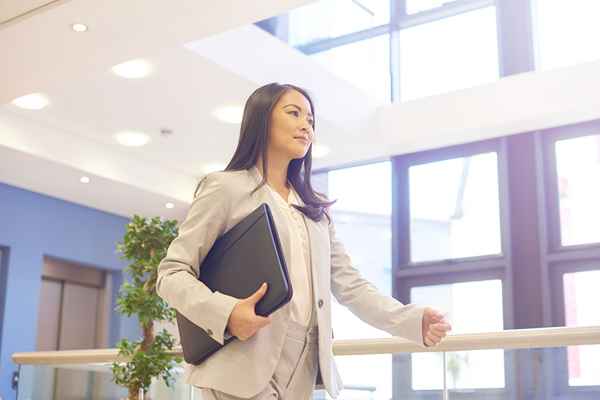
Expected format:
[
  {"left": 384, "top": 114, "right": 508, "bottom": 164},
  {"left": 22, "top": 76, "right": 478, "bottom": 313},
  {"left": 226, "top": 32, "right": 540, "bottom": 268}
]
[{"left": 442, "top": 351, "right": 449, "bottom": 400}]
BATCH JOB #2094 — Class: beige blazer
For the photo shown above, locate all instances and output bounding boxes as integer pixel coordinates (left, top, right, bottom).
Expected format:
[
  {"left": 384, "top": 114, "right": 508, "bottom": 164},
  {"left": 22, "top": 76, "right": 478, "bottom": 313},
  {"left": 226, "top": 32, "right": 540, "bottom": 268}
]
[{"left": 156, "top": 166, "right": 426, "bottom": 398}]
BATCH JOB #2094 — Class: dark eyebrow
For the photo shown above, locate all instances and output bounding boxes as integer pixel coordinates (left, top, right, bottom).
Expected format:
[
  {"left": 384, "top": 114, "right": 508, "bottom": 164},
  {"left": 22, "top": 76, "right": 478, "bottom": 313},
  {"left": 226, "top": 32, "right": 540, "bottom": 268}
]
[{"left": 283, "top": 104, "right": 313, "bottom": 118}]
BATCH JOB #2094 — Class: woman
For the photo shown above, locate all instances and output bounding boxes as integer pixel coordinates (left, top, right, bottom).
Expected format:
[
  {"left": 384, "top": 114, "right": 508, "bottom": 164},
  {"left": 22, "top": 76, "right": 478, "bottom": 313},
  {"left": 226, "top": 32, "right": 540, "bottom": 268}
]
[{"left": 156, "top": 82, "right": 451, "bottom": 399}]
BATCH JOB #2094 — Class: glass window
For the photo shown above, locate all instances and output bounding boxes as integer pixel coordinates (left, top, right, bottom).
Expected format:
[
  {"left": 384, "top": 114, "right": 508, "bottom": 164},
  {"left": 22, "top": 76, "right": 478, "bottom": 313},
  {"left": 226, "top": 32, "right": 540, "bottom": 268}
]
[
  {"left": 398, "top": 7, "right": 499, "bottom": 101},
  {"left": 288, "top": 0, "right": 390, "bottom": 46},
  {"left": 310, "top": 34, "right": 391, "bottom": 103},
  {"left": 563, "top": 270, "right": 600, "bottom": 386},
  {"left": 328, "top": 161, "right": 392, "bottom": 215},
  {"left": 408, "top": 152, "right": 501, "bottom": 263},
  {"left": 411, "top": 280, "right": 505, "bottom": 390},
  {"left": 555, "top": 134, "right": 600, "bottom": 247},
  {"left": 535, "top": 0, "right": 600, "bottom": 71},
  {"left": 320, "top": 162, "right": 394, "bottom": 398}
]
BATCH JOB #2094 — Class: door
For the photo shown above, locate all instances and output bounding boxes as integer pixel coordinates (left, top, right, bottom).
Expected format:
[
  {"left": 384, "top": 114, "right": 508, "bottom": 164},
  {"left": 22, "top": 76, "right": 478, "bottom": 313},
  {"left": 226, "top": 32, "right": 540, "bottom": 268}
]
[{"left": 35, "top": 257, "right": 108, "bottom": 399}]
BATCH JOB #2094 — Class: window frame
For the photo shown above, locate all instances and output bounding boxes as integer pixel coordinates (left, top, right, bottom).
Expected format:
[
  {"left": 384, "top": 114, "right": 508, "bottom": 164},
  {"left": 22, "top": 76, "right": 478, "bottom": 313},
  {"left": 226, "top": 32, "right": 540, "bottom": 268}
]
[
  {"left": 394, "top": 1, "right": 500, "bottom": 101},
  {"left": 395, "top": 0, "right": 494, "bottom": 19},
  {"left": 395, "top": 270, "right": 512, "bottom": 399},
  {"left": 540, "top": 121, "right": 600, "bottom": 253},
  {"left": 298, "top": 2, "right": 600, "bottom": 397},
  {"left": 392, "top": 138, "right": 510, "bottom": 269},
  {"left": 258, "top": 0, "right": 498, "bottom": 103},
  {"left": 391, "top": 137, "right": 514, "bottom": 398},
  {"left": 538, "top": 121, "right": 600, "bottom": 399},
  {"left": 311, "top": 124, "right": 600, "bottom": 398},
  {"left": 547, "top": 261, "right": 600, "bottom": 398}
]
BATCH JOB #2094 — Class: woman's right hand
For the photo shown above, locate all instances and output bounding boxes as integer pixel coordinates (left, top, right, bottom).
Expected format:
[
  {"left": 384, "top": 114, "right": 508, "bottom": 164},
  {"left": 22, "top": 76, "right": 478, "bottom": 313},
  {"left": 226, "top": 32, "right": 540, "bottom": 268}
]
[{"left": 226, "top": 282, "right": 273, "bottom": 341}]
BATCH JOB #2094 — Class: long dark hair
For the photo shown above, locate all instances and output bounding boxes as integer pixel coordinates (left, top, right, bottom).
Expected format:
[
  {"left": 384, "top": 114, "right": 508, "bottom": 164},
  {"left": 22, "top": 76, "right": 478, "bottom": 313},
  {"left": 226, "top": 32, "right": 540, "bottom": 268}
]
[{"left": 223, "top": 82, "right": 335, "bottom": 223}]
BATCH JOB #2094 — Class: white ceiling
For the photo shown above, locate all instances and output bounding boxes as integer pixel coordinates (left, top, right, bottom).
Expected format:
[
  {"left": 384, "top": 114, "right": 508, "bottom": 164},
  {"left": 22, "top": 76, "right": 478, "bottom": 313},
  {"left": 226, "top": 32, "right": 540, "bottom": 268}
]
[
  {"left": 0, "top": 0, "right": 336, "bottom": 220},
  {"left": 3, "top": 0, "right": 600, "bottom": 222}
]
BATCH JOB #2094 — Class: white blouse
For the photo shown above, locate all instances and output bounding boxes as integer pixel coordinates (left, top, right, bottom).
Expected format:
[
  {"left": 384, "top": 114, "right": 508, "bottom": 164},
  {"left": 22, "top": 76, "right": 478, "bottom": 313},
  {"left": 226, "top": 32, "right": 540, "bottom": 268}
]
[{"left": 264, "top": 182, "right": 314, "bottom": 327}]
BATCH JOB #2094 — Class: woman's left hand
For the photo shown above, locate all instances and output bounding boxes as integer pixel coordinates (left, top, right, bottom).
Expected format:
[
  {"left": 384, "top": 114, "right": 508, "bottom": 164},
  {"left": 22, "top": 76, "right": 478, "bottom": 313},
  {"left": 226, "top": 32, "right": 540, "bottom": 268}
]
[{"left": 421, "top": 307, "right": 452, "bottom": 347}]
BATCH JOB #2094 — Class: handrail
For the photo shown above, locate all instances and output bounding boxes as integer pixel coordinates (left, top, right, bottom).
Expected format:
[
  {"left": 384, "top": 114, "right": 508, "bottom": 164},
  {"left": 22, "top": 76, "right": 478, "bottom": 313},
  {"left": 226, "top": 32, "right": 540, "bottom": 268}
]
[
  {"left": 333, "top": 325, "right": 600, "bottom": 356},
  {"left": 12, "top": 325, "right": 600, "bottom": 365}
]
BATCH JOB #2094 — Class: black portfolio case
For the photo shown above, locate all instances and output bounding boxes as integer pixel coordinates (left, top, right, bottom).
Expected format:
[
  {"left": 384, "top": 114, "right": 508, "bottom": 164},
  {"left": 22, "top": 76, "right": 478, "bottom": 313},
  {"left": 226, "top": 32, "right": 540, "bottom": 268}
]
[{"left": 175, "top": 203, "right": 293, "bottom": 365}]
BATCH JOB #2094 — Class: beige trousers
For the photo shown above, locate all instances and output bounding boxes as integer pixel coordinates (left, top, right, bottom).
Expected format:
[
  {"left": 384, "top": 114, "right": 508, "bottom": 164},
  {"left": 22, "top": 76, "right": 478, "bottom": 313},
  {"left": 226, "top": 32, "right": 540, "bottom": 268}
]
[{"left": 199, "top": 314, "right": 319, "bottom": 400}]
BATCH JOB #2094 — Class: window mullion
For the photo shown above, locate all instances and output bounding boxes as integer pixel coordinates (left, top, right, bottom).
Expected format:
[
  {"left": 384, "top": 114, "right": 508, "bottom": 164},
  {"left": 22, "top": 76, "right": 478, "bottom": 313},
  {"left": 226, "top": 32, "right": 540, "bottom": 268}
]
[
  {"left": 297, "top": 24, "right": 390, "bottom": 55},
  {"left": 397, "top": 0, "right": 494, "bottom": 28}
]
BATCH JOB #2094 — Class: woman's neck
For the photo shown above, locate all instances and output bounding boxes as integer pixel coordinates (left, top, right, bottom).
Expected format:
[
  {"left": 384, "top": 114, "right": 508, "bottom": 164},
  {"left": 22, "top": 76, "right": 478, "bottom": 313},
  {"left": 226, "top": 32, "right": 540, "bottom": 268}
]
[{"left": 255, "top": 158, "right": 290, "bottom": 193}]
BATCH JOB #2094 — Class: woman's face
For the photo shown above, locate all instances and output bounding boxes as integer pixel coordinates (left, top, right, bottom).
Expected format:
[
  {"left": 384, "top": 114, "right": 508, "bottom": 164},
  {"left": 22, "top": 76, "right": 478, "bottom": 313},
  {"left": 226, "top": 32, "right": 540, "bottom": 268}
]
[{"left": 268, "top": 89, "right": 315, "bottom": 161}]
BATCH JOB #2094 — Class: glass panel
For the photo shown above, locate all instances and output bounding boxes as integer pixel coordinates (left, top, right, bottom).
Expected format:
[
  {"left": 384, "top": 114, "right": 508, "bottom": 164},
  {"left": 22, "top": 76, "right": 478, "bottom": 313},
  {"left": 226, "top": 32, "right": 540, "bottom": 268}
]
[
  {"left": 328, "top": 161, "right": 391, "bottom": 216},
  {"left": 414, "top": 350, "right": 505, "bottom": 391},
  {"left": 326, "top": 354, "right": 393, "bottom": 399},
  {"left": 555, "top": 134, "right": 600, "bottom": 246},
  {"left": 409, "top": 152, "right": 501, "bottom": 263},
  {"left": 563, "top": 270, "right": 600, "bottom": 386},
  {"left": 410, "top": 280, "right": 504, "bottom": 334},
  {"left": 410, "top": 280, "right": 505, "bottom": 390},
  {"left": 398, "top": 7, "right": 499, "bottom": 101},
  {"left": 288, "top": 0, "right": 390, "bottom": 46},
  {"left": 17, "top": 363, "right": 190, "bottom": 399},
  {"left": 535, "top": 0, "right": 600, "bottom": 71},
  {"left": 311, "top": 34, "right": 391, "bottom": 103},
  {"left": 399, "top": 347, "right": 599, "bottom": 399},
  {"left": 16, "top": 364, "right": 128, "bottom": 399}
]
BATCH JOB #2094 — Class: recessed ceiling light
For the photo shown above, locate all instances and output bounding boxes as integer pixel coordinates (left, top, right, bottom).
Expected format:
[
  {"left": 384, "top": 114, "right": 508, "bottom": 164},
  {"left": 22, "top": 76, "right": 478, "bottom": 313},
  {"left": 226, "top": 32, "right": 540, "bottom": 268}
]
[
  {"left": 111, "top": 59, "right": 153, "bottom": 79},
  {"left": 114, "top": 131, "right": 151, "bottom": 147},
  {"left": 80, "top": 176, "right": 90, "bottom": 184},
  {"left": 11, "top": 93, "right": 50, "bottom": 110},
  {"left": 212, "top": 105, "right": 243, "bottom": 124},
  {"left": 71, "top": 23, "right": 88, "bottom": 32},
  {"left": 165, "top": 202, "right": 175, "bottom": 209},
  {"left": 201, "top": 163, "right": 226, "bottom": 174},
  {"left": 312, "top": 144, "right": 330, "bottom": 158}
]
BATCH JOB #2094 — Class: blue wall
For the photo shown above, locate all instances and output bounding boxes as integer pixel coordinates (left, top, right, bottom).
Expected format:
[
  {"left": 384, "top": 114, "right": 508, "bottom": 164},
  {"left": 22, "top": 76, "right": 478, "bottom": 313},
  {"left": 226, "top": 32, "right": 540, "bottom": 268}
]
[{"left": 0, "top": 182, "right": 140, "bottom": 399}]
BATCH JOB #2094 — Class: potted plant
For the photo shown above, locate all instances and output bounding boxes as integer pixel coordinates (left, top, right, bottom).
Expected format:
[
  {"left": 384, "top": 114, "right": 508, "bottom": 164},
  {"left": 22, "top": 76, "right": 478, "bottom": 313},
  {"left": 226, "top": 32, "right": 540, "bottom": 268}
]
[{"left": 111, "top": 215, "right": 182, "bottom": 399}]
